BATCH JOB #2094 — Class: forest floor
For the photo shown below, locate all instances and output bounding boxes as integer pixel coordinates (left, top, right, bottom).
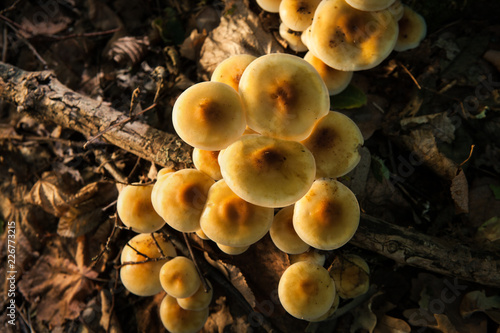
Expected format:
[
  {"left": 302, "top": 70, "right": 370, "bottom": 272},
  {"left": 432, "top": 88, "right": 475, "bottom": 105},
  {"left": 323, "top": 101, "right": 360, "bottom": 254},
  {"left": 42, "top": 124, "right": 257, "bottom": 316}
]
[{"left": 1, "top": 0, "right": 500, "bottom": 332}]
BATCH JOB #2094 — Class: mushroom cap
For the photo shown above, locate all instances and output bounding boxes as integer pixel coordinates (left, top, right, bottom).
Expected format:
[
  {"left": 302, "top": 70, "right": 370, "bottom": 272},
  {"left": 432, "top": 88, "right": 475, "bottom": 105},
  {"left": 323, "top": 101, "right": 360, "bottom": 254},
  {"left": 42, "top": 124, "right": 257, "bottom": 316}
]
[
  {"left": 330, "top": 254, "right": 370, "bottom": 299},
  {"left": 279, "top": 0, "right": 322, "bottom": 32},
  {"left": 238, "top": 53, "right": 330, "bottom": 141},
  {"left": 301, "top": 25, "right": 313, "bottom": 49},
  {"left": 278, "top": 261, "right": 336, "bottom": 320},
  {"left": 301, "top": 111, "right": 364, "bottom": 178},
  {"left": 218, "top": 134, "right": 316, "bottom": 208},
  {"left": 199, "top": 179, "right": 274, "bottom": 247},
  {"left": 172, "top": 81, "right": 246, "bottom": 150},
  {"left": 192, "top": 148, "right": 223, "bottom": 180},
  {"left": 345, "top": 0, "right": 395, "bottom": 11},
  {"left": 177, "top": 280, "right": 213, "bottom": 311},
  {"left": 256, "top": 0, "right": 282, "bottom": 13},
  {"left": 293, "top": 178, "right": 360, "bottom": 250},
  {"left": 394, "top": 5, "right": 426, "bottom": 52},
  {"left": 270, "top": 205, "right": 310, "bottom": 254},
  {"left": 117, "top": 184, "right": 166, "bottom": 233},
  {"left": 217, "top": 243, "right": 250, "bottom": 255},
  {"left": 159, "top": 294, "right": 209, "bottom": 333},
  {"left": 309, "top": 293, "right": 340, "bottom": 322},
  {"left": 195, "top": 229, "right": 210, "bottom": 240},
  {"left": 211, "top": 54, "right": 257, "bottom": 92},
  {"left": 289, "top": 250, "right": 326, "bottom": 266},
  {"left": 310, "top": 0, "right": 398, "bottom": 71},
  {"left": 120, "top": 233, "right": 176, "bottom": 296},
  {"left": 279, "top": 23, "right": 309, "bottom": 52},
  {"left": 303, "top": 52, "right": 353, "bottom": 95},
  {"left": 159, "top": 256, "right": 201, "bottom": 298},
  {"left": 152, "top": 169, "right": 215, "bottom": 233},
  {"left": 151, "top": 168, "right": 176, "bottom": 214}
]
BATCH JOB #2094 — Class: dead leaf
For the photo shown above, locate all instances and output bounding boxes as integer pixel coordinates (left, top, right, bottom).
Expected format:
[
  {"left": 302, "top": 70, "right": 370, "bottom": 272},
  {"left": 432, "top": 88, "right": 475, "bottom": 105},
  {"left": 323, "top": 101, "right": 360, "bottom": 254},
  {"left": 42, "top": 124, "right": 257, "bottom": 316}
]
[
  {"left": 475, "top": 217, "right": 500, "bottom": 249},
  {"left": 373, "top": 315, "right": 411, "bottom": 333},
  {"left": 450, "top": 169, "right": 469, "bottom": 214},
  {"left": 180, "top": 29, "right": 208, "bottom": 61},
  {"left": 400, "top": 112, "right": 456, "bottom": 144},
  {"left": 17, "top": 238, "right": 98, "bottom": 328},
  {"left": 107, "top": 36, "right": 150, "bottom": 66},
  {"left": 350, "top": 291, "right": 383, "bottom": 333},
  {"left": 460, "top": 290, "right": 500, "bottom": 324},
  {"left": 27, "top": 171, "right": 76, "bottom": 217},
  {"left": 203, "top": 296, "right": 251, "bottom": 333},
  {"left": 484, "top": 50, "right": 500, "bottom": 73},
  {"left": 198, "top": 0, "right": 284, "bottom": 79}
]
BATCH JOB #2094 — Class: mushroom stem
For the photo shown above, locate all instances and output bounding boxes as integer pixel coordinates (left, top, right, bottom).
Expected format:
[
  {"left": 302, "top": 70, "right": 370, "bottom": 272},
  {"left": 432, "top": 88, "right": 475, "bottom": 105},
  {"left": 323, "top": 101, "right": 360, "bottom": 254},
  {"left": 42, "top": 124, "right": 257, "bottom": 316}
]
[{"left": 183, "top": 232, "right": 211, "bottom": 293}]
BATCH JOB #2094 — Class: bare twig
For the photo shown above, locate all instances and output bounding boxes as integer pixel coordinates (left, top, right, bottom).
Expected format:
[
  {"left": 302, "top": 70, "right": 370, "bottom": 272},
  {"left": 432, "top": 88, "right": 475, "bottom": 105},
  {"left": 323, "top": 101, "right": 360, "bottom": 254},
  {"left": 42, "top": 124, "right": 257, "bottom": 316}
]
[
  {"left": 183, "top": 232, "right": 211, "bottom": 293},
  {"left": 2, "top": 20, "right": 48, "bottom": 68}
]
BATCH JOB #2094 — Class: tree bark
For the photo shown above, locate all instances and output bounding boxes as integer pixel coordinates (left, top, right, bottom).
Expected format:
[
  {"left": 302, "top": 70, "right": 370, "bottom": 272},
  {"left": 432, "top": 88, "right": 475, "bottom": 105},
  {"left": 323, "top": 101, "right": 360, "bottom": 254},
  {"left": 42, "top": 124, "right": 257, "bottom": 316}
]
[
  {"left": 0, "top": 61, "right": 192, "bottom": 169},
  {"left": 1, "top": 62, "right": 499, "bottom": 288}
]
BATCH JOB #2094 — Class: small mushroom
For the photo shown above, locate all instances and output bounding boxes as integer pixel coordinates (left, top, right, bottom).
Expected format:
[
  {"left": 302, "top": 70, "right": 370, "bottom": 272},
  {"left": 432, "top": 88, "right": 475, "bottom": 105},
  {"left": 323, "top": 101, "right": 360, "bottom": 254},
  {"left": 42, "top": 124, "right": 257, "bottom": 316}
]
[
  {"left": 301, "top": 111, "right": 364, "bottom": 178},
  {"left": 152, "top": 169, "right": 215, "bottom": 233},
  {"left": 172, "top": 81, "right": 246, "bottom": 150},
  {"left": 310, "top": 0, "right": 398, "bottom": 71},
  {"left": 117, "top": 184, "right": 165, "bottom": 233},
  {"left": 192, "top": 148, "right": 223, "bottom": 180},
  {"left": 329, "top": 254, "right": 370, "bottom": 299},
  {"left": 303, "top": 52, "right": 353, "bottom": 95},
  {"left": 177, "top": 280, "right": 213, "bottom": 311},
  {"left": 120, "top": 233, "right": 176, "bottom": 296},
  {"left": 278, "top": 261, "right": 336, "bottom": 320},
  {"left": 270, "top": 205, "right": 310, "bottom": 254},
  {"left": 195, "top": 229, "right": 211, "bottom": 240},
  {"left": 238, "top": 53, "right": 330, "bottom": 141},
  {"left": 394, "top": 5, "right": 426, "bottom": 52},
  {"left": 218, "top": 134, "right": 316, "bottom": 208},
  {"left": 159, "top": 256, "right": 201, "bottom": 298},
  {"left": 279, "top": 23, "right": 309, "bottom": 52},
  {"left": 308, "top": 293, "right": 340, "bottom": 322},
  {"left": 159, "top": 294, "right": 209, "bottom": 333},
  {"left": 293, "top": 178, "right": 360, "bottom": 250},
  {"left": 279, "top": 0, "right": 322, "bottom": 32},
  {"left": 199, "top": 179, "right": 274, "bottom": 247},
  {"left": 387, "top": 0, "right": 404, "bottom": 21},
  {"left": 211, "top": 54, "right": 257, "bottom": 92}
]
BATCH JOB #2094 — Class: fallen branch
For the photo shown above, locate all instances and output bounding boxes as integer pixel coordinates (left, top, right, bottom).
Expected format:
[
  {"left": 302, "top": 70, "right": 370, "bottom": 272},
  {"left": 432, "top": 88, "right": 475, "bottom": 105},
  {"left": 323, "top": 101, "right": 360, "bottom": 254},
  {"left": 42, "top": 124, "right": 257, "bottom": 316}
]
[
  {"left": 0, "top": 61, "right": 192, "bottom": 169},
  {"left": 1, "top": 62, "right": 499, "bottom": 288}
]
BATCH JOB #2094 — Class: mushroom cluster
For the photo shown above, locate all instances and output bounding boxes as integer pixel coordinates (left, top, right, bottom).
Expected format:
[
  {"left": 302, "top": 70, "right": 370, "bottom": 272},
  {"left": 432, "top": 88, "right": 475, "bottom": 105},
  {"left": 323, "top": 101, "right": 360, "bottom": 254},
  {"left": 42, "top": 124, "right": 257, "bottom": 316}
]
[
  {"left": 257, "top": 0, "right": 426, "bottom": 95},
  {"left": 117, "top": 186, "right": 213, "bottom": 332},
  {"left": 165, "top": 51, "right": 369, "bottom": 321}
]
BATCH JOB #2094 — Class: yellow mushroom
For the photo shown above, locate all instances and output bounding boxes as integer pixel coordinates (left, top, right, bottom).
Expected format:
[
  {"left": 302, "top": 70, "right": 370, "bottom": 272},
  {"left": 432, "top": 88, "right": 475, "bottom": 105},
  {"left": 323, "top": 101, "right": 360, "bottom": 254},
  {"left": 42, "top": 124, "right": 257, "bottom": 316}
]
[
  {"left": 303, "top": 52, "right": 353, "bottom": 95},
  {"left": 159, "top": 294, "right": 209, "bottom": 333},
  {"left": 159, "top": 256, "right": 201, "bottom": 298},
  {"left": 329, "top": 254, "right": 370, "bottom": 299},
  {"left": 345, "top": 0, "right": 395, "bottom": 11},
  {"left": 270, "top": 205, "right": 310, "bottom": 254},
  {"left": 192, "top": 148, "right": 223, "bottom": 180},
  {"left": 211, "top": 54, "right": 257, "bottom": 92},
  {"left": 177, "top": 280, "right": 213, "bottom": 311},
  {"left": 394, "top": 5, "right": 426, "bottom": 52},
  {"left": 279, "top": 23, "right": 309, "bottom": 52},
  {"left": 279, "top": 0, "right": 322, "bottom": 32}
]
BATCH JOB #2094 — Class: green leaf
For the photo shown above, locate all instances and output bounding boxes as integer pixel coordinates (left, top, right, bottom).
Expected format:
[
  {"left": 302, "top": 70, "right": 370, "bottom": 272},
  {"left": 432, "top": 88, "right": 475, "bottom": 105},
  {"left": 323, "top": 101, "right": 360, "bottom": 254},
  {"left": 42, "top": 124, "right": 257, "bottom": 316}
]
[
  {"left": 330, "top": 84, "right": 367, "bottom": 110},
  {"left": 489, "top": 184, "right": 500, "bottom": 200},
  {"left": 371, "top": 155, "right": 390, "bottom": 182}
]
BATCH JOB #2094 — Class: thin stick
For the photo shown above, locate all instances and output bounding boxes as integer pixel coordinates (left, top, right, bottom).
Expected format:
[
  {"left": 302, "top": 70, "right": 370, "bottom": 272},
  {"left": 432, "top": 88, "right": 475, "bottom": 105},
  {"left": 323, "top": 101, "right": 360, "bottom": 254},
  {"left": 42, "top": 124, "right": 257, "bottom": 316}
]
[
  {"left": 183, "top": 232, "right": 211, "bottom": 293},
  {"left": 399, "top": 62, "right": 422, "bottom": 90},
  {"left": 3, "top": 20, "right": 48, "bottom": 68},
  {"left": 0, "top": 0, "right": 21, "bottom": 15}
]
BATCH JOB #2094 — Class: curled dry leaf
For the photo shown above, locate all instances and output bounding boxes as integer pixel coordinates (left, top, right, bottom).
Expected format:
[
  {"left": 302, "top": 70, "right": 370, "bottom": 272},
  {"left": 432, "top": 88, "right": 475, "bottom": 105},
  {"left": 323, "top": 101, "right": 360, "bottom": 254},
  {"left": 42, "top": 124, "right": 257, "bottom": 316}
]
[
  {"left": 475, "top": 217, "right": 500, "bottom": 249},
  {"left": 204, "top": 296, "right": 251, "bottom": 332},
  {"left": 450, "top": 169, "right": 469, "bottom": 214},
  {"left": 198, "top": 0, "right": 284, "bottom": 79},
  {"left": 107, "top": 36, "right": 150, "bottom": 66},
  {"left": 373, "top": 315, "right": 411, "bottom": 333},
  {"left": 460, "top": 290, "right": 500, "bottom": 324}
]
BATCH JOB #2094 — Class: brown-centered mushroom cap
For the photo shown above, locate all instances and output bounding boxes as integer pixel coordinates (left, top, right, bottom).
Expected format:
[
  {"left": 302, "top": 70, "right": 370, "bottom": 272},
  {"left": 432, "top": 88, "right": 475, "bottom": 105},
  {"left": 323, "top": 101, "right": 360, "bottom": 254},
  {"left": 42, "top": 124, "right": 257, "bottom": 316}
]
[
  {"left": 394, "top": 5, "right": 426, "bottom": 52},
  {"left": 117, "top": 184, "right": 165, "bottom": 233},
  {"left": 279, "top": 23, "right": 309, "bottom": 52},
  {"left": 211, "top": 54, "right": 257, "bottom": 92},
  {"left": 293, "top": 178, "right": 360, "bottom": 250},
  {"left": 345, "top": 0, "right": 395, "bottom": 11},
  {"left": 120, "top": 233, "right": 176, "bottom": 296},
  {"left": 172, "top": 81, "right": 246, "bottom": 150},
  {"left": 301, "top": 111, "right": 364, "bottom": 178},
  {"left": 278, "top": 261, "right": 336, "bottom": 320},
  {"left": 238, "top": 53, "right": 330, "bottom": 141},
  {"left": 199, "top": 179, "right": 274, "bottom": 247},
  {"left": 177, "top": 280, "right": 213, "bottom": 311},
  {"left": 279, "top": 0, "right": 322, "bottom": 32},
  {"left": 303, "top": 52, "right": 353, "bottom": 95},
  {"left": 218, "top": 134, "right": 316, "bottom": 208},
  {"left": 310, "top": 0, "right": 398, "bottom": 71},
  {"left": 159, "top": 294, "right": 209, "bottom": 333},
  {"left": 159, "top": 256, "right": 201, "bottom": 298},
  {"left": 270, "top": 205, "right": 310, "bottom": 254},
  {"left": 152, "top": 169, "right": 214, "bottom": 233},
  {"left": 330, "top": 254, "right": 370, "bottom": 299},
  {"left": 192, "top": 148, "right": 223, "bottom": 180}
]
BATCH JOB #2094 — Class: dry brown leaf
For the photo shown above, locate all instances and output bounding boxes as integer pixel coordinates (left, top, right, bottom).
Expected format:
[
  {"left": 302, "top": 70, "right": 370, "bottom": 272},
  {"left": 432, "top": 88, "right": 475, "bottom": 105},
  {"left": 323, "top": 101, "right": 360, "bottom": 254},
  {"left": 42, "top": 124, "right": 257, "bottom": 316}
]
[
  {"left": 17, "top": 238, "right": 98, "bottom": 328},
  {"left": 350, "top": 291, "right": 384, "bottom": 333},
  {"left": 135, "top": 292, "right": 165, "bottom": 332},
  {"left": 203, "top": 296, "right": 251, "bottom": 333},
  {"left": 451, "top": 169, "right": 469, "bottom": 214},
  {"left": 460, "top": 290, "right": 500, "bottom": 324},
  {"left": 475, "top": 217, "right": 500, "bottom": 247},
  {"left": 198, "top": 0, "right": 284, "bottom": 79},
  {"left": 373, "top": 315, "right": 411, "bottom": 333},
  {"left": 107, "top": 36, "right": 150, "bottom": 66},
  {"left": 27, "top": 172, "right": 74, "bottom": 217}
]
